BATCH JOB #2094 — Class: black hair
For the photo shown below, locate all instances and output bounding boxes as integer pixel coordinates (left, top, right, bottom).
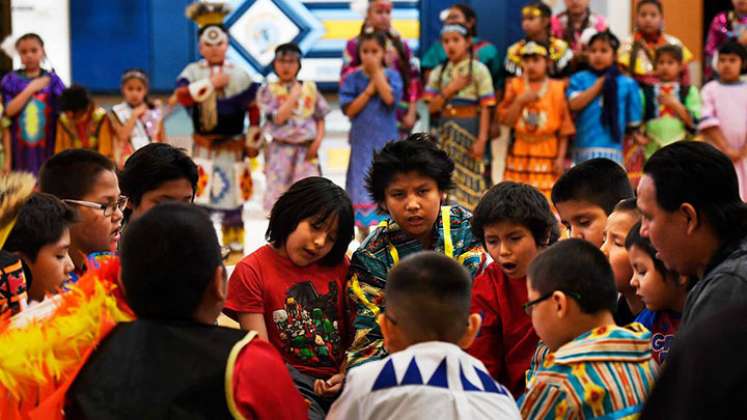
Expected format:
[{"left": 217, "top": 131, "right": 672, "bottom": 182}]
[
  {"left": 385, "top": 251, "right": 472, "bottom": 342},
  {"left": 450, "top": 4, "right": 478, "bottom": 37},
  {"left": 613, "top": 197, "right": 641, "bottom": 215},
  {"left": 588, "top": 30, "right": 621, "bottom": 53},
  {"left": 559, "top": 5, "right": 591, "bottom": 46},
  {"left": 197, "top": 24, "right": 227, "bottom": 38},
  {"left": 551, "top": 158, "right": 633, "bottom": 215},
  {"left": 637, "top": 0, "right": 663, "bottom": 14},
  {"left": 472, "top": 182, "right": 559, "bottom": 248},
  {"left": 528, "top": 238, "right": 618, "bottom": 314},
  {"left": 718, "top": 39, "right": 747, "bottom": 64},
  {"left": 524, "top": 2, "right": 553, "bottom": 36},
  {"left": 121, "top": 203, "right": 222, "bottom": 320},
  {"left": 437, "top": 23, "right": 475, "bottom": 90},
  {"left": 4, "top": 193, "right": 77, "bottom": 261},
  {"left": 266, "top": 177, "right": 354, "bottom": 267},
  {"left": 40, "top": 149, "right": 116, "bottom": 200},
  {"left": 119, "top": 143, "right": 198, "bottom": 220},
  {"left": 655, "top": 44, "right": 684, "bottom": 63},
  {"left": 357, "top": 30, "right": 389, "bottom": 68},
  {"left": 643, "top": 141, "right": 747, "bottom": 243},
  {"left": 15, "top": 33, "right": 44, "bottom": 49},
  {"left": 366, "top": 133, "right": 455, "bottom": 210},
  {"left": 60, "top": 84, "right": 92, "bottom": 113},
  {"left": 275, "top": 42, "right": 302, "bottom": 57},
  {"left": 625, "top": 221, "right": 670, "bottom": 280},
  {"left": 360, "top": 0, "right": 413, "bottom": 93}
]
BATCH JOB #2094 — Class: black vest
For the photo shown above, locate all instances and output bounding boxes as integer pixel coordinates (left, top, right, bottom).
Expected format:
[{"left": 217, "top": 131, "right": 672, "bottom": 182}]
[{"left": 66, "top": 319, "right": 249, "bottom": 419}]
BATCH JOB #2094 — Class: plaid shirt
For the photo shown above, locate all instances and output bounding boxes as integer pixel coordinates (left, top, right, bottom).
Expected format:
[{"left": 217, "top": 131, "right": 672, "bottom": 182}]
[{"left": 345, "top": 205, "right": 486, "bottom": 369}]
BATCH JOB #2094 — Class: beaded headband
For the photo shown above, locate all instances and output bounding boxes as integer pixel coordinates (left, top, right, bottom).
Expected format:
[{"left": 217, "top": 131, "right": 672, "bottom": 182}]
[{"left": 441, "top": 24, "right": 469, "bottom": 36}]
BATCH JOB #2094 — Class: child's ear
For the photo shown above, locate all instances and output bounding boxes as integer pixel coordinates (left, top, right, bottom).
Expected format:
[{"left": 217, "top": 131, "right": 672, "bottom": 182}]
[
  {"left": 212, "top": 265, "right": 227, "bottom": 302},
  {"left": 378, "top": 313, "right": 394, "bottom": 351},
  {"left": 553, "top": 291, "right": 569, "bottom": 319},
  {"left": 458, "top": 313, "right": 482, "bottom": 349}
]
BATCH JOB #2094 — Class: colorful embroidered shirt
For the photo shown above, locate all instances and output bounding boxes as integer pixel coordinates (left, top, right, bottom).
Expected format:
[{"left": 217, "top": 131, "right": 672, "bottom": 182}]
[
  {"left": 520, "top": 324, "right": 659, "bottom": 420},
  {"left": 424, "top": 58, "right": 496, "bottom": 107},
  {"left": 257, "top": 80, "right": 330, "bottom": 144},
  {"left": 640, "top": 83, "right": 701, "bottom": 158},
  {"left": 421, "top": 38, "right": 504, "bottom": 89},
  {"left": 618, "top": 32, "right": 694, "bottom": 86},
  {"left": 54, "top": 106, "right": 113, "bottom": 159},
  {"left": 346, "top": 205, "right": 486, "bottom": 369},
  {"left": 505, "top": 38, "right": 574, "bottom": 79},
  {"left": 224, "top": 245, "right": 350, "bottom": 378},
  {"left": 634, "top": 309, "right": 681, "bottom": 365},
  {"left": 328, "top": 341, "right": 521, "bottom": 420},
  {"left": 551, "top": 10, "right": 608, "bottom": 52},
  {"left": 500, "top": 77, "right": 575, "bottom": 142}
]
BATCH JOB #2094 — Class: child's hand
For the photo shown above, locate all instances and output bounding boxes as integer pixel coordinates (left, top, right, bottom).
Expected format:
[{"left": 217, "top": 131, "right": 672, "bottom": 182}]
[
  {"left": 518, "top": 90, "right": 539, "bottom": 105},
  {"left": 361, "top": 54, "right": 381, "bottom": 74},
  {"left": 633, "top": 131, "right": 650, "bottom": 145},
  {"left": 402, "top": 107, "right": 417, "bottom": 130},
  {"left": 313, "top": 373, "right": 344, "bottom": 396},
  {"left": 133, "top": 104, "right": 148, "bottom": 118},
  {"left": 306, "top": 141, "right": 320, "bottom": 161},
  {"left": 289, "top": 82, "right": 303, "bottom": 100},
  {"left": 27, "top": 76, "right": 50, "bottom": 93},
  {"left": 554, "top": 155, "right": 565, "bottom": 175},
  {"left": 364, "top": 81, "right": 377, "bottom": 97},
  {"left": 470, "top": 140, "right": 486, "bottom": 160},
  {"left": 448, "top": 73, "right": 472, "bottom": 93},
  {"left": 725, "top": 146, "right": 743, "bottom": 162},
  {"left": 657, "top": 94, "right": 680, "bottom": 109},
  {"left": 210, "top": 73, "right": 230, "bottom": 90}
]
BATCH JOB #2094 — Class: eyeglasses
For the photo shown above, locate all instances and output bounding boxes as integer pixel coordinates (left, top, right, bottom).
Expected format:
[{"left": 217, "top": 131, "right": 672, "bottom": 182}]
[
  {"left": 523, "top": 290, "right": 582, "bottom": 315},
  {"left": 63, "top": 196, "right": 128, "bottom": 217}
]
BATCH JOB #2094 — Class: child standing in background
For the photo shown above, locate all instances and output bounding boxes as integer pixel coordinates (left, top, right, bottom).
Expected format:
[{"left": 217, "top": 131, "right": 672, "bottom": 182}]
[
  {"left": 699, "top": 41, "right": 747, "bottom": 201},
  {"left": 1, "top": 33, "right": 65, "bottom": 175},
  {"left": 259, "top": 43, "right": 329, "bottom": 213},
  {"left": 54, "top": 85, "right": 114, "bottom": 160},
  {"left": 618, "top": 0, "right": 693, "bottom": 86},
  {"left": 638, "top": 45, "right": 700, "bottom": 160},
  {"left": 499, "top": 41, "right": 574, "bottom": 198},
  {"left": 425, "top": 23, "right": 494, "bottom": 210},
  {"left": 705, "top": 0, "right": 747, "bottom": 80},
  {"left": 568, "top": 31, "right": 641, "bottom": 165},
  {"left": 340, "top": 31, "right": 402, "bottom": 237},
  {"left": 110, "top": 68, "right": 163, "bottom": 169},
  {"left": 551, "top": 0, "right": 608, "bottom": 54}
]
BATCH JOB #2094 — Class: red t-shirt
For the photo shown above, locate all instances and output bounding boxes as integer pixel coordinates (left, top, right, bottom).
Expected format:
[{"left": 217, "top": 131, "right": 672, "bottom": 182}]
[
  {"left": 467, "top": 262, "right": 539, "bottom": 398},
  {"left": 232, "top": 337, "right": 308, "bottom": 419},
  {"left": 224, "top": 245, "right": 350, "bottom": 378}
]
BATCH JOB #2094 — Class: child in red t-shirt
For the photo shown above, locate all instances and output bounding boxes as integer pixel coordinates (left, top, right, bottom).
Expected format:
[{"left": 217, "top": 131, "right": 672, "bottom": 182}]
[
  {"left": 224, "top": 177, "right": 354, "bottom": 415},
  {"left": 467, "top": 181, "right": 559, "bottom": 397}
]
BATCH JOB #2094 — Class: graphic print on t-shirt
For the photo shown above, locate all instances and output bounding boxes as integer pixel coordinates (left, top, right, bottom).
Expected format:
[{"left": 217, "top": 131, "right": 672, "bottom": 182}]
[{"left": 272, "top": 280, "right": 341, "bottom": 366}]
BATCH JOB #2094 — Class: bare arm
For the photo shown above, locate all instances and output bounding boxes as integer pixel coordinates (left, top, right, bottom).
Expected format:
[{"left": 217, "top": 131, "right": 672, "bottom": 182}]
[
  {"left": 274, "top": 83, "right": 302, "bottom": 125},
  {"left": 237, "top": 312, "right": 270, "bottom": 341},
  {"left": 702, "top": 126, "right": 741, "bottom": 160},
  {"left": 344, "top": 82, "right": 375, "bottom": 118},
  {"left": 501, "top": 95, "right": 528, "bottom": 127},
  {"left": 371, "top": 69, "right": 394, "bottom": 106},
  {"left": 5, "top": 77, "right": 49, "bottom": 117},
  {"left": 569, "top": 76, "right": 604, "bottom": 112},
  {"left": 307, "top": 119, "right": 325, "bottom": 160}
]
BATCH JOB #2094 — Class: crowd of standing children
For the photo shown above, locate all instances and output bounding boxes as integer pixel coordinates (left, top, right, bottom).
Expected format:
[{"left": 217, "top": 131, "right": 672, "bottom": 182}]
[{"left": 4, "top": 0, "right": 747, "bottom": 419}]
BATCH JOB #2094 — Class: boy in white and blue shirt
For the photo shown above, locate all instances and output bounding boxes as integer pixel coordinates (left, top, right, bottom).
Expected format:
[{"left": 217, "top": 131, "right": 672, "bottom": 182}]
[{"left": 328, "top": 252, "right": 520, "bottom": 420}]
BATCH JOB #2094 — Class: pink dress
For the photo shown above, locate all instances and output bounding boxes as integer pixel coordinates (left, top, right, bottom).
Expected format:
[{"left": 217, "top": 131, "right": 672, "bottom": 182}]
[{"left": 699, "top": 80, "right": 747, "bottom": 201}]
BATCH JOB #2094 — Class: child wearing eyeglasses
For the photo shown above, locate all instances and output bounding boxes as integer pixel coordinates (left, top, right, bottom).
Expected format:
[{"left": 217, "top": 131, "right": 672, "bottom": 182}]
[
  {"left": 520, "top": 239, "right": 658, "bottom": 420},
  {"left": 466, "top": 181, "right": 558, "bottom": 398},
  {"left": 39, "top": 149, "right": 124, "bottom": 283},
  {"left": 328, "top": 252, "right": 521, "bottom": 420}
]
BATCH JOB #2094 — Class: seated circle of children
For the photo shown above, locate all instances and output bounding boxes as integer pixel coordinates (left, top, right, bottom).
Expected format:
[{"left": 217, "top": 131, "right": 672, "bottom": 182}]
[
  {"left": 467, "top": 181, "right": 559, "bottom": 398},
  {"left": 499, "top": 41, "right": 574, "bottom": 198},
  {"left": 699, "top": 40, "right": 747, "bottom": 201},
  {"left": 259, "top": 43, "right": 330, "bottom": 213},
  {"left": 505, "top": 2, "right": 574, "bottom": 79},
  {"left": 329, "top": 251, "right": 521, "bottom": 420},
  {"left": 66, "top": 203, "right": 307, "bottom": 419},
  {"left": 39, "top": 149, "right": 124, "bottom": 283},
  {"left": 520, "top": 239, "right": 658, "bottom": 419},
  {"left": 637, "top": 45, "right": 701, "bottom": 159},
  {"left": 110, "top": 68, "right": 164, "bottom": 169},
  {"left": 54, "top": 85, "right": 114, "bottom": 160},
  {"left": 3, "top": 193, "right": 75, "bottom": 305},
  {"left": 340, "top": 30, "right": 403, "bottom": 235},
  {"left": 118, "top": 142, "right": 198, "bottom": 223},
  {"left": 0, "top": 33, "right": 65, "bottom": 175},
  {"left": 224, "top": 177, "right": 354, "bottom": 418},
  {"left": 568, "top": 30, "right": 642, "bottom": 165},
  {"left": 626, "top": 221, "right": 689, "bottom": 365},
  {"left": 346, "top": 134, "right": 486, "bottom": 369},
  {"left": 551, "top": 157, "right": 634, "bottom": 247},
  {"left": 600, "top": 198, "right": 644, "bottom": 325},
  {"left": 424, "top": 23, "right": 495, "bottom": 210}
]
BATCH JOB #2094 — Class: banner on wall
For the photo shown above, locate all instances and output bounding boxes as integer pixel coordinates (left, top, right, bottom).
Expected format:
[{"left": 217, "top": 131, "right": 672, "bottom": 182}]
[
  {"left": 220, "top": 0, "right": 420, "bottom": 83},
  {"left": 2, "top": 0, "right": 71, "bottom": 84}
]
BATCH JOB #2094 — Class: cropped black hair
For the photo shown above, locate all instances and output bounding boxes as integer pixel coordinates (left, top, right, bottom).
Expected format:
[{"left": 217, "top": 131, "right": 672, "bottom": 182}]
[
  {"left": 613, "top": 197, "right": 641, "bottom": 215},
  {"left": 266, "top": 177, "right": 354, "bottom": 267},
  {"left": 655, "top": 44, "right": 684, "bottom": 63},
  {"left": 625, "top": 221, "right": 670, "bottom": 281},
  {"left": 15, "top": 33, "right": 44, "bottom": 49},
  {"left": 4, "top": 193, "right": 77, "bottom": 261},
  {"left": 357, "top": 30, "right": 389, "bottom": 68},
  {"left": 526, "top": 1, "right": 552, "bottom": 18},
  {"left": 719, "top": 39, "right": 747, "bottom": 64},
  {"left": 643, "top": 141, "right": 747, "bottom": 243},
  {"left": 119, "top": 143, "right": 198, "bottom": 219},
  {"left": 588, "top": 30, "right": 621, "bottom": 53},
  {"left": 528, "top": 238, "right": 618, "bottom": 314},
  {"left": 472, "top": 182, "right": 559, "bottom": 248},
  {"left": 450, "top": 4, "right": 478, "bottom": 37},
  {"left": 121, "top": 203, "right": 221, "bottom": 320},
  {"left": 386, "top": 251, "right": 472, "bottom": 342},
  {"left": 551, "top": 158, "right": 633, "bottom": 215},
  {"left": 366, "top": 133, "right": 455, "bottom": 210},
  {"left": 637, "top": 0, "right": 663, "bottom": 13},
  {"left": 40, "top": 149, "right": 116, "bottom": 200},
  {"left": 60, "top": 84, "right": 92, "bottom": 113}
]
